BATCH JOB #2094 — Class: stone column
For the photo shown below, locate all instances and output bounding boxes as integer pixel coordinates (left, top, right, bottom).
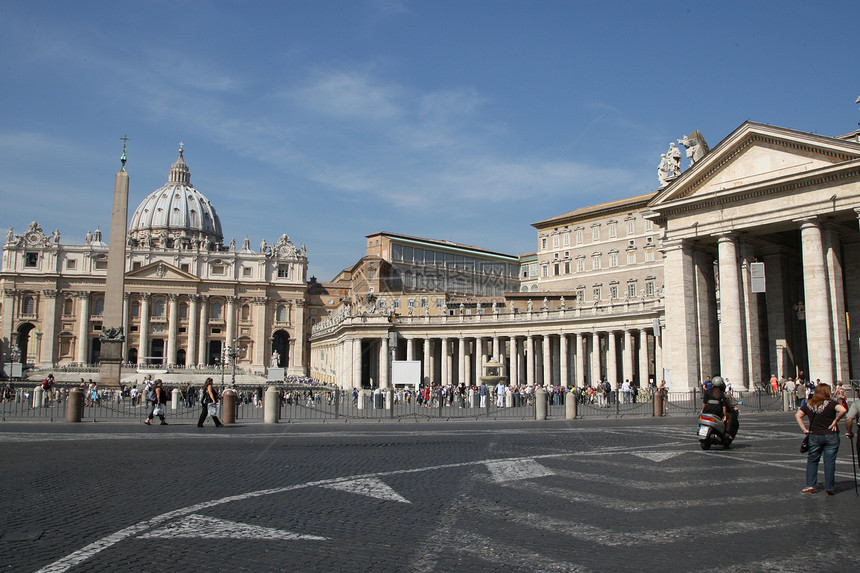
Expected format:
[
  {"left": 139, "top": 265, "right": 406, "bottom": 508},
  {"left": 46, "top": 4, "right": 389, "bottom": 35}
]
[
  {"left": 252, "top": 297, "right": 268, "bottom": 369},
  {"left": 423, "top": 338, "right": 431, "bottom": 384},
  {"left": 575, "top": 332, "right": 584, "bottom": 386},
  {"left": 590, "top": 332, "right": 601, "bottom": 385},
  {"left": 559, "top": 333, "right": 568, "bottom": 388},
  {"left": 606, "top": 331, "right": 618, "bottom": 389},
  {"left": 663, "top": 239, "right": 702, "bottom": 389},
  {"left": 464, "top": 340, "right": 472, "bottom": 387},
  {"left": 480, "top": 338, "right": 488, "bottom": 372},
  {"left": 441, "top": 338, "right": 451, "bottom": 386},
  {"left": 740, "top": 241, "right": 763, "bottom": 389},
  {"left": 76, "top": 292, "right": 90, "bottom": 364},
  {"left": 292, "top": 300, "right": 306, "bottom": 374},
  {"left": 39, "top": 290, "right": 59, "bottom": 368},
  {"left": 166, "top": 293, "right": 179, "bottom": 365},
  {"left": 622, "top": 329, "right": 633, "bottom": 386},
  {"left": 694, "top": 248, "right": 717, "bottom": 382},
  {"left": 197, "top": 295, "right": 209, "bottom": 366},
  {"left": 492, "top": 336, "right": 500, "bottom": 362},
  {"left": 406, "top": 337, "right": 414, "bottom": 361},
  {"left": 844, "top": 214, "right": 860, "bottom": 379},
  {"left": 225, "top": 296, "right": 237, "bottom": 349},
  {"left": 457, "top": 336, "right": 466, "bottom": 385},
  {"left": 526, "top": 334, "right": 535, "bottom": 386},
  {"left": 542, "top": 334, "right": 552, "bottom": 386},
  {"left": 638, "top": 329, "right": 650, "bottom": 386},
  {"left": 655, "top": 327, "right": 663, "bottom": 384},
  {"left": 799, "top": 219, "right": 834, "bottom": 384},
  {"left": 353, "top": 337, "right": 362, "bottom": 388},
  {"left": 122, "top": 292, "right": 130, "bottom": 362},
  {"left": 510, "top": 337, "right": 519, "bottom": 386},
  {"left": 379, "top": 336, "right": 389, "bottom": 388},
  {"left": 186, "top": 294, "right": 199, "bottom": 366},
  {"left": 763, "top": 251, "right": 790, "bottom": 379},
  {"left": 823, "top": 225, "right": 849, "bottom": 383},
  {"left": 138, "top": 294, "right": 150, "bottom": 365},
  {"left": 717, "top": 234, "right": 746, "bottom": 389}
]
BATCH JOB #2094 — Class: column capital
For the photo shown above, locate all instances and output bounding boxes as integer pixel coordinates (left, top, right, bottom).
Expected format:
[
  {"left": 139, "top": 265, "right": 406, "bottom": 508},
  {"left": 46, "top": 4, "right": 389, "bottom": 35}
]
[
  {"left": 225, "top": 295, "right": 237, "bottom": 304},
  {"left": 74, "top": 291, "right": 91, "bottom": 300},
  {"left": 188, "top": 293, "right": 200, "bottom": 303},
  {"left": 137, "top": 292, "right": 151, "bottom": 301},
  {"left": 794, "top": 216, "right": 822, "bottom": 230},
  {"left": 3, "top": 288, "right": 19, "bottom": 297},
  {"left": 167, "top": 293, "right": 179, "bottom": 301},
  {"left": 251, "top": 296, "right": 268, "bottom": 305},
  {"left": 42, "top": 289, "right": 58, "bottom": 299}
]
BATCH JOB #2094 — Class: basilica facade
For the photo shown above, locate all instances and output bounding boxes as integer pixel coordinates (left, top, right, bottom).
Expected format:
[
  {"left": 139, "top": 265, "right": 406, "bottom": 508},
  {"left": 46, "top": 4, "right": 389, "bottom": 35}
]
[{"left": 0, "top": 147, "right": 309, "bottom": 377}]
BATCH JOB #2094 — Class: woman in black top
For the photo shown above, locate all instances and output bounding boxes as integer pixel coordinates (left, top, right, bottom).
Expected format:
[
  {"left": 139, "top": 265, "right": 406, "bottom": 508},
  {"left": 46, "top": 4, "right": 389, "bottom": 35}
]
[
  {"left": 198, "top": 377, "right": 224, "bottom": 428},
  {"left": 795, "top": 384, "right": 846, "bottom": 494},
  {"left": 144, "top": 379, "right": 168, "bottom": 425}
]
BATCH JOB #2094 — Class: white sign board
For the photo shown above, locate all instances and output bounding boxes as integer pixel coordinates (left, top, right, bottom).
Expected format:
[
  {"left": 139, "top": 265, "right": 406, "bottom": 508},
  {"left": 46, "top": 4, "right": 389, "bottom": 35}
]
[{"left": 392, "top": 360, "right": 421, "bottom": 388}]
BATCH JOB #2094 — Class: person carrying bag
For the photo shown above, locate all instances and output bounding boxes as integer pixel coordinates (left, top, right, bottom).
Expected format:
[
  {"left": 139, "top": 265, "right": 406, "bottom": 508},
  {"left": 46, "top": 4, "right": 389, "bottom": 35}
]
[{"left": 198, "top": 377, "right": 224, "bottom": 428}]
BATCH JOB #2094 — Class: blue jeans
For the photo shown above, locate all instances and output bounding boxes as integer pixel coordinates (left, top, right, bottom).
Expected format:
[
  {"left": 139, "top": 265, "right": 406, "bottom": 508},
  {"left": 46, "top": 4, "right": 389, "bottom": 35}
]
[{"left": 806, "top": 433, "right": 840, "bottom": 491}]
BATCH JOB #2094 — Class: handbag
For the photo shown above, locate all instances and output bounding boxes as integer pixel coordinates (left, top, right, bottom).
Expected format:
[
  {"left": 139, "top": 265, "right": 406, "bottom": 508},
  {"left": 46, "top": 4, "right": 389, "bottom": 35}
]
[
  {"left": 153, "top": 404, "right": 165, "bottom": 417},
  {"left": 207, "top": 403, "right": 218, "bottom": 417}
]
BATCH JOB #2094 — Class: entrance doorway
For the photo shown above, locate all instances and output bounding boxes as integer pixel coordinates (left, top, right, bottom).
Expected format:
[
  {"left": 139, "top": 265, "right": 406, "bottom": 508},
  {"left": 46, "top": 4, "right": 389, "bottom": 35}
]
[
  {"left": 16, "top": 323, "right": 34, "bottom": 365},
  {"left": 272, "top": 330, "right": 290, "bottom": 368}
]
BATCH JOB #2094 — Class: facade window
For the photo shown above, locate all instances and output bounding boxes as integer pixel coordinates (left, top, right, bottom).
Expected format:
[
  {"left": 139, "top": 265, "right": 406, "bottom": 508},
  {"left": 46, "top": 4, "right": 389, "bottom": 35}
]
[
  {"left": 609, "top": 285, "right": 618, "bottom": 300},
  {"left": 609, "top": 252, "right": 618, "bottom": 267},
  {"left": 577, "top": 288, "right": 585, "bottom": 302},
  {"left": 25, "top": 253, "right": 38, "bottom": 268},
  {"left": 529, "top": 263, "right": 537, "bottom": 277},
  {"left": 563, "top": 233, "right": 570, "bottom": 247},
  {"left": 593, "top": 287, "right": 601, "bottom": 301},
  {"left": 627, "top": 251, "right": 636, "bottom": 265},
  {"left": 243, "top": 267, "right": 252, "bottom": 277},
  {"left": 278, "top": 264, "right": 290, "bottom": 278},
  {"left": 591, "top": 254, "right": 601, "bottom": 270},
  {"left": 407, "top": 298, "right": 416, "bottom": 309},
  {"left": 93, "top": 297, "right": 104, "bottom": 316},
  {"left": 95, "top": 260, "right": 108, "bottom": 271},
  {"left": 153, "top": 299, "right": 166, "bottom": 317},
  {"left": 541, "top": 265, "right": 548, "bottom": 278},
  {"left": 564, "top": 261, "right": 570, "bottom": 274},
  {"left": 132, "top": 261, "right": 142, "bottom": 270},
  {"left": 575, "top": 229, "right": 583, "bottom": 244},
  {"left": 131, "top": 302, "right": 140, "bottom": 318},
  {"left": 608, "top": 223, "right": 617, "bottom": 238},
  {"left": 554, "top": 263, "right": 560, "bottom": 276},
  {"left": 521, "top": 267, "right": 529, "bottom": 278},
  {"left": 276, "top": 305, "right": 287, "bottom": 322},
  {"left": 576, "top": 258, "right": 585, "bottom": 273},
  {"left": 646, "top": 280, "right": 655, "bottom": 296},
  {"left": 66, "top": 259, "right": 77, "bottom": 270},
  {"left": 420, "top": 297, "right": 428, "bottom": 308},
  {"left": 393, "top": 299, "right": 401, "bottom": 309},
  {"left": 552, "top": 235, "right": 559, "bottom": 248},
  {"left": 180, "top": 263, "right": 190, "bottom": 272},
  {"left": 435, "top": 297, "right": 444, "bottom": 308},
  {"left": 63, "top": 298, "right": 74, "bottom": 316},
  {"left": 627, "top": 283, "right": 637, "bottom": 298},
  {"left": 592, "top": 226, "right": 600, "bottom": 241},
  {"left": 211, "top": 302, "right": 222, "bottom": 319},
  {"left": 179, "top": 303, "right": 188, "bottom": 319},
  {"left": 23, "top": 295, "right": 36, "bottom": 315},
  {"left": 212, "top": 265, "right": 225, "bottom": 275},
  {"left": 627, "top": 220, "right": 635, "bottom": 235},
  {"left": 541, "top": 237, "right": 547, "bottom": 250},
  {"left": 241, "top": 304, "right": 250, "bottom": 320},
  {"left": 645, "top": 248, "right": 655, "bottom": 262},
  {"left": 378, "top": 299, "right": 387, "bottom": 309}
]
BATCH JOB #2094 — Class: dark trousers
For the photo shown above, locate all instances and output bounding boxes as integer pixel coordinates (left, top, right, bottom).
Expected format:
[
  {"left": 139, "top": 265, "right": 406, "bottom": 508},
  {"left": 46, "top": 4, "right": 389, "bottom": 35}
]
[{"left": 198, "top": 403, "right": 222, "bottom": 427}]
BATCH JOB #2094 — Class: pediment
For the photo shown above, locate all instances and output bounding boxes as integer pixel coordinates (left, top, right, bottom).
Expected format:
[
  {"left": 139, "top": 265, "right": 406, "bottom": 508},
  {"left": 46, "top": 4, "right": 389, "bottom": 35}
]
[
  {"left": 125, "top": 261, "right": 200, "bottom": 282},
  {"left": 650, "top": 122, "right": 860, "bottom": 207}
]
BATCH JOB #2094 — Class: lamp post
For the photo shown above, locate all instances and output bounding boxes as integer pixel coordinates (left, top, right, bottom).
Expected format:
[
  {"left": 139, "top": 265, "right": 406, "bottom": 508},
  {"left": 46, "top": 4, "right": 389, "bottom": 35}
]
[{"left": 227, "top": 338, "right": 247, "bottom": 388}]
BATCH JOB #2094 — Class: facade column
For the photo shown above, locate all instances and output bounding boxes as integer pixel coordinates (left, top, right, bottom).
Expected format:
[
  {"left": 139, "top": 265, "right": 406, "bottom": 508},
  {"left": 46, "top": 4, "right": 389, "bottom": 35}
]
[
  {"left": 186, "top": 295, "right": 199, "bottom": 367},
  {"left": 559, "top": 333, "right": 568, "bottom": 388},
  {"left": 510, "top": 337, "right": 519, "bottom": 386},
  {"left": 406, "top": 337, "right": 414, "bottom": 361},
  {"left": 638, "top": 329, "right": 650, "bottom": 386},
  {"left": 137, "top": 293, "right": 150, "bottom": 364},
  {"left": 492, "top": 336, "right": 500, "bottom": 362},
  {"left": 480, "top": 338, "right": 488, "bottom": 372},
  {"left": 379, "top": 336, "right": 389, "bottom": 388},
  {"left": 694, "top": 248, "right": 718, "bottom": 382},
  {"left": 622, "top": 329, "right": 633, "bottom": 386},
  {"left": 457, "top": 336, "right": 466, "bottom": 385},
  {"left": 607, "top": 331, "right": 618, "bottom": 389},
  {"left": 197, "top": 295, "right": 209, "bottom": 366},
  {"left": 823, "top": 225, "right": 849, "bottom": 383},
  {"left": 526, "top": 334, "right": 535, "bottom": 386},
  {"left": 441, "top": 338, "right": 451, "bottom": 386},
  {"left": 654, "top": 326, "right": 663, "bottom": 384},
  {"left": 252, "top": 297, "right": 268, "bottom": 369},
  {"left": 423, "top": 338, "right": 431, "bottom": 384},
  {"left": 590, "top": 332, "right": 601, "bottom": 385},
  {"left": 663, "top": 239, "right": 702, "bottom": 390},
  {"left": 292, "top": 300, "right": 306, "bottom": 374},
  {"left": 76, "top": 292, "right": 90, "bottom": 364},
  {"left": 740, "top": 241, "right": 763, "bottom": 389},
  {"left": 166, "top": 293, "right": 178, "bottom": 365},
  {"left": 763, "top": 251, "right": 791, "bottom": 379},
  {"left": 799, "top": 219, "right": 834, "bottom": 384},
  {"left": 39, "top": 290, "right": 59, "bottom": 368},
  {"left": 225, "top": 296, "right": 237, "bottom": 348},
  {"left": 1, "top": 289, "right": 16, "bottom": 359},
  {"left": 464, "top": 339, "right": 472, "bottom": 387},
  {"left": 352, "top": 337, "right": 362, "bottom": 388},
  {"left": 575, "top": 332, "right": 584, "bottom": 386},
  {"left": 717, "top": 234, "right": 746, "bottom": 390},
  {"left": 542, "top": 334, "right": 552, "bottom": 386}
]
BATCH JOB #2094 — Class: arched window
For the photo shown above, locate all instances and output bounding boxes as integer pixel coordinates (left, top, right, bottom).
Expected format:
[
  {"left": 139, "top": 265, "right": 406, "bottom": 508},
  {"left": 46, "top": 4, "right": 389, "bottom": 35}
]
[
  {"left": 276, "top": 305, "right": 287, "bottom": 322},
  {"left": 23, "top": 296, "right": 35, "bottom": 315},
  {"left": 153, "top": 298, "right": 166, "bottom": 317},
  {"left": 241, "top": 304, "right": 250, "bottom": 320},
  {"left": 63, "top": 298, "right": 74, "bottom": 316},
  {"left": 211, "top": 301, "right": 222, "bottom": 319},
  {"left": 93, "top": 297, "right": 105, "bottom": 316}
]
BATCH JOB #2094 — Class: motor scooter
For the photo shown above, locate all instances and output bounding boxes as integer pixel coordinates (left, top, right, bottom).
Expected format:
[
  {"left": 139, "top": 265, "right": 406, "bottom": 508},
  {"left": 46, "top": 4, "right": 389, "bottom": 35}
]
[{"left": 697, "top": 412, "right": 733, "bottom": 450}]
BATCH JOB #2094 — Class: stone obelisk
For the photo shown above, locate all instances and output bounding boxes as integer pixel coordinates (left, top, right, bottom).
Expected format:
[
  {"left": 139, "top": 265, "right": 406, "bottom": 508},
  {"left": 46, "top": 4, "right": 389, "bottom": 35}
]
[{"left": 99, "top": 137, "right": 130, "bottom": 387}]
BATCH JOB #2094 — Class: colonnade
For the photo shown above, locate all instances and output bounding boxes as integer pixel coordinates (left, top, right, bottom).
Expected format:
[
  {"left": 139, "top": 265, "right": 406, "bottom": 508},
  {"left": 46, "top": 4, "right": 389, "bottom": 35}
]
[{"left": 312, "top": 326, "right": 662, "bottom": 390}]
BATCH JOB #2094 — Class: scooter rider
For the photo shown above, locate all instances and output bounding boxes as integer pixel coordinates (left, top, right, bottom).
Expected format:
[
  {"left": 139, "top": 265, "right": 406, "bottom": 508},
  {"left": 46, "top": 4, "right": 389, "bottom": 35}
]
[{"left": 711, "top": 376, "right": 739, "bottom": 441}]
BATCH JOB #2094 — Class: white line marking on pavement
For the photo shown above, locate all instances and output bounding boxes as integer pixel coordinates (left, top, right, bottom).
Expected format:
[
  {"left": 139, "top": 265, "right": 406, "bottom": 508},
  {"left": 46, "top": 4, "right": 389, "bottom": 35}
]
[
  {"left": 138, "top": 514, "right": 327, "bottom": 541},
  {"left": 629, "top": 451, "right": 686, "bottom": 462},
  {"left": 322, "top": 477, "right": 411, "bottom": 503},
  {"left": 484, "top": 458, "right": 555, "bottom": 482}
]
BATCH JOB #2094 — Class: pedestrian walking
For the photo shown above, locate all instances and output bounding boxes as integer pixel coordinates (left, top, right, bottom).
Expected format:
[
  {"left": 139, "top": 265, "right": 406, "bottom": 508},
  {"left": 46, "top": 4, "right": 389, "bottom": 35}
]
[
  {"left": 144, "top": 379, "right": 169, "bottom": 425},
  {"left": 198, "top": 377, "right": 223, "bottom": 428},
  {"left": 796, "top": 384, "right": 846, "bottom": 494}
]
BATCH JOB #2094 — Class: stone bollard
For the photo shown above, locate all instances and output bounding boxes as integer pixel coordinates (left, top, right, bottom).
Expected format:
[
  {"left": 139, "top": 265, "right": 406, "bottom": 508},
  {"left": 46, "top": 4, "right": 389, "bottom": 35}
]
[
  {"left": 386, "top": 388, "right": 393, "bottom": 410},
  {"left": 505, "top": 388, "right": 513, "bottom": 408},
  {"left": 566, "top": 390, "right": 577, "bottom": 420},
  {"left": 535, "top": 387, "right": 548, "bottom": 421},
  {"left": 67, "top": 389, "right": 84, "bottom": 422},
  {"left": 33, "top": 385, "right": 44, "bottom": 408},
  {"left": 264, "top": 385, "right": 280, "bottom": 424},
  {"left": 171, "top": 388, "right": 181, "bottom": 410},
  {"left": 221, "top": 389, "right": 237, "bottom": 424},
  {"left": 782, "top": 389, "right": 791, "bottom": 412},
  {"left": 653, "top": 391, "right": 664, "bottom": 417}
]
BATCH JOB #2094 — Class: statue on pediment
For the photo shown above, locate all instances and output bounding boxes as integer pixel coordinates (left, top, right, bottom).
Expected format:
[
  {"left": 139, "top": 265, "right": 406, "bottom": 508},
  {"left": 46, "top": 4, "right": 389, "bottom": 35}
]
[
  {"left": 658, "top": 154, "right": 673, "bottom": 186},
  {"left": 5, "top": 228, "right": 14, "bottom": 245},
  {"left": 679, "top": 131, "right": 710, "bottom": 165}
]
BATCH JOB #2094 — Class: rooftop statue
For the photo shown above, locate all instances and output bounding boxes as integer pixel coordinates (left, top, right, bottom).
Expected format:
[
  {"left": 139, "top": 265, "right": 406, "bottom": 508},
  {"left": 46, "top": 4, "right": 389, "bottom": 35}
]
[{"left": 679, "top": 131, "right": 710, "bottom": 164}]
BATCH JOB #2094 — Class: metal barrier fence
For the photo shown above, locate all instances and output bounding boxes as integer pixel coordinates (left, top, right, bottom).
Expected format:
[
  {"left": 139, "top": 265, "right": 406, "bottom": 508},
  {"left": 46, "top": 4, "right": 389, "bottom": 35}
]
[{"left": 0, "top": 384, "right": 834, "bottom": 423}]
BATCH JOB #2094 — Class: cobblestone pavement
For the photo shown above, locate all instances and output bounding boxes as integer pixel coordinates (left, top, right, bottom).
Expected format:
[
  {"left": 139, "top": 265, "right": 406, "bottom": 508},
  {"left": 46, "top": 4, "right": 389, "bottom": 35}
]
[{"left": 1, "top": 414, "right": 859, "bottom": 572}]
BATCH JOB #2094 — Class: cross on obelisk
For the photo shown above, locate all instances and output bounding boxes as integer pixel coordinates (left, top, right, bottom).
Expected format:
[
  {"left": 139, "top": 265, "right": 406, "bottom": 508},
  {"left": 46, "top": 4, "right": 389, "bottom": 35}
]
[{"left": 99, "top": 135, "right": 131, "bottom": 387}]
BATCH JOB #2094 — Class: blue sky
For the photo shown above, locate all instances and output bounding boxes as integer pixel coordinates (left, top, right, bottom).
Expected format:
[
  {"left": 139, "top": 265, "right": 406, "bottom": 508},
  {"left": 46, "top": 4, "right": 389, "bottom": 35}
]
[{"left": 1, "top": 1, "right": 857, "bottom": 281}]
